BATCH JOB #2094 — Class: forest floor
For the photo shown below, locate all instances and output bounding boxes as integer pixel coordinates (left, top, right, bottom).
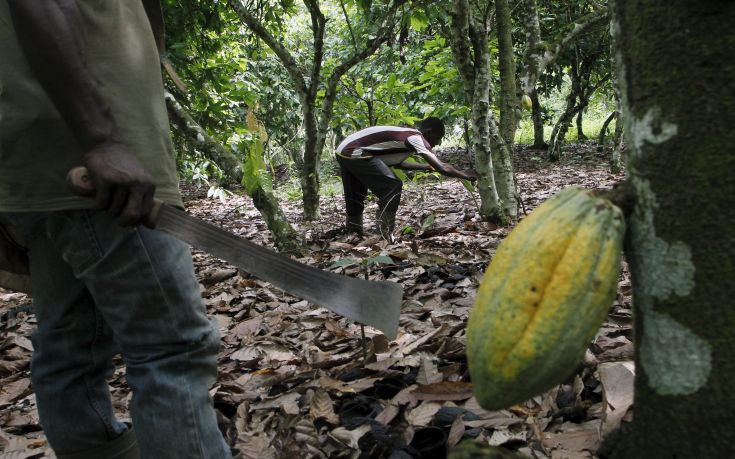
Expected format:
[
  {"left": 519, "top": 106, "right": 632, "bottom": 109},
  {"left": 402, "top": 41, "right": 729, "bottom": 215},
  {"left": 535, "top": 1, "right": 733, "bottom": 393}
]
[{"left": 0, "top": 142, "right": 634, "bottom": 459}]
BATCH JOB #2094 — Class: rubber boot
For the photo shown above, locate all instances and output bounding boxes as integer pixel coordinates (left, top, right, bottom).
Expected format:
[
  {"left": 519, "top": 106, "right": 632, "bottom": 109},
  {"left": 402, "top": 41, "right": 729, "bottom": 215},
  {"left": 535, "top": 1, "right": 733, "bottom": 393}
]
[
  {"left": 345, "top": 214, "right": 363, "bottom": 235},
  {"left": 376, "top": 208, "right": 396, "bottom": 243},
  {"left": 56, "top": 427, "right": 139, "bottom": 459}
]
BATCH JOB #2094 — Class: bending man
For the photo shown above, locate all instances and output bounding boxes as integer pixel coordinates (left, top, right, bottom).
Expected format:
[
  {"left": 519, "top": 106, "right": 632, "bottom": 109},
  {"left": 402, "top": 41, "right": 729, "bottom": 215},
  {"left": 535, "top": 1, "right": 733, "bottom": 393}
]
[{"left": 336, "top": 117, "right": 476, "bottom": 239}]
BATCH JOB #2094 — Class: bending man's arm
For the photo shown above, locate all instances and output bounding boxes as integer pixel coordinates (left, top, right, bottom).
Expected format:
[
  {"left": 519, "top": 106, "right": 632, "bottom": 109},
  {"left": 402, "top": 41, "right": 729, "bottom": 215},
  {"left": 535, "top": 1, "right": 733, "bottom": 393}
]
[
  {"left": 404, "top": 134, "right": 477, "bottom": 180},
  {"left": 7, "top": 0, "right": 155, "bottom": 225},
  {"left": 408, "top": 152, "right": 477, "bottom": 180},
  {"left": 394, "top": 161, "right": 434, "bottom": 172},
  {"left": 415, "top": 152, "right": 477, "bottom": 181}
]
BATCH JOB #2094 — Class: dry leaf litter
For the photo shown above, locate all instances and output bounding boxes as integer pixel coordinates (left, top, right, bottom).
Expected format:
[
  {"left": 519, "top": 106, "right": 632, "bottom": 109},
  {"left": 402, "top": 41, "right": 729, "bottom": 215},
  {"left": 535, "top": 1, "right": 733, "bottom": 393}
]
[{"left": 0, "top": 144, "right": 634, "bottom": 459}]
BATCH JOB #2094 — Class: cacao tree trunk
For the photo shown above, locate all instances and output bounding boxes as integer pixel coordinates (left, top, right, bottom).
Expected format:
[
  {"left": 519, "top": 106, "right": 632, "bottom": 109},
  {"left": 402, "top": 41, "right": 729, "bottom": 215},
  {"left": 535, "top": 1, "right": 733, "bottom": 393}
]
[
  {"left": 603, "top": 0, "right": 735, "bottom": 456},
  {"left": 548, "top": 74, "right": 578, "bottom": 161},
  {"left": 165, "top": 92, "right": 305, "bottom": 254},
  {"left": 549, "top": 55, "right": 607, "bottom": 160}
]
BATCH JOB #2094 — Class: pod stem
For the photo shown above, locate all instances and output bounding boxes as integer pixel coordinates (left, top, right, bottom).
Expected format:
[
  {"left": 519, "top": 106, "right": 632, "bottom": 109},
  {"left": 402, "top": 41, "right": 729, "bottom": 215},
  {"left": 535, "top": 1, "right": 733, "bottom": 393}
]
[{"left": 598, "top": 180, "right": 636, "bottom": 219}]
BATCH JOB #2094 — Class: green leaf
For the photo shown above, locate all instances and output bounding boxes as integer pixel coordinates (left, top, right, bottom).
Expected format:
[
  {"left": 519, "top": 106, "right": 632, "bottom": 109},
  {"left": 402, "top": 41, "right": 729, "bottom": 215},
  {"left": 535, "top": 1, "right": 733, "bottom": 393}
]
[
  {"left": 416, "top": 253, "right": 447, "bottom": 266},
  {"left": 420, "top": 214, "right": 436, "bottom": 232},
  {"left": 355, "top": 0, "right": 372, "bottom": 11},
  {"left": 241, "top": 137, "right": 267, "bottom": 195},
  {"left": 460, "top": 179, "right": 476, "bottom": 193},
  {"left": 391, "top": 167, "right": 408, "bottom": 182},
  {"left": 367, "top": 255, "right": 395, "bottom": 266},
  {"left": 410, "top": 12, "right": 429, "bottom": 31},
  {"left": 328, "top": 258, "right": 359, "bottom": 269}
]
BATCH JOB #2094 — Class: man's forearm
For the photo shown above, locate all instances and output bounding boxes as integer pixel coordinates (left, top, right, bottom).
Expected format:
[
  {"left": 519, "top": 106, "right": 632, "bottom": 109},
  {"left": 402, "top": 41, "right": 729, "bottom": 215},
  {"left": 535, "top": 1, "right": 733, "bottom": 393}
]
[
  {"left": 8, "top": 0, "right": 119, "bottom": 150},
  {"left": 432, "top": 163, "right": 472, "bottom": 180},
  {"left": 396, "top": 162, "right": 434, "bottom": 172}
]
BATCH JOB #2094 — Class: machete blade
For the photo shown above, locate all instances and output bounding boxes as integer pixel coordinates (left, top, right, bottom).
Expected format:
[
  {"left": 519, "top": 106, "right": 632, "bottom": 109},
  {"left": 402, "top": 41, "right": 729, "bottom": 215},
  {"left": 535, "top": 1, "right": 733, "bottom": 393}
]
[{"left": 157, "top": 204, "right": 403, "bottom": 339}]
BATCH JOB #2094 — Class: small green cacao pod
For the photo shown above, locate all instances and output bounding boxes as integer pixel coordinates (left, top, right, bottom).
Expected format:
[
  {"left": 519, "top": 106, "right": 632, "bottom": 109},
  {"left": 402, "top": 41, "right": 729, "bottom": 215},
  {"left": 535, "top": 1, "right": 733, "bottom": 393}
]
[
  {"left": 521, "top": 94, "right": 533, "bottom": 110},
  {"left": 467, "top": 187, "right": 625, "bottom": 410}
]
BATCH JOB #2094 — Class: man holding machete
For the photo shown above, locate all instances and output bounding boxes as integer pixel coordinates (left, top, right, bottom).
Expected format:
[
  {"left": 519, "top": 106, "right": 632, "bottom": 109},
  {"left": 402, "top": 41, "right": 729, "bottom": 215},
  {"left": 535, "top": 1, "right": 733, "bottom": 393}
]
[{"left": 0, "top": 1, "right": 232, "bottom": 457}]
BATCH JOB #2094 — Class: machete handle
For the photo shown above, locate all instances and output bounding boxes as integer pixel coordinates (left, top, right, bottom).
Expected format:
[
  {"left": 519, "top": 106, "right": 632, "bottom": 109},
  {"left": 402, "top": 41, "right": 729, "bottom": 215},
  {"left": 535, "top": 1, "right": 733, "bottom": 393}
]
[{"left": 66, "top": 166, "right": 162, "bottom": 229}]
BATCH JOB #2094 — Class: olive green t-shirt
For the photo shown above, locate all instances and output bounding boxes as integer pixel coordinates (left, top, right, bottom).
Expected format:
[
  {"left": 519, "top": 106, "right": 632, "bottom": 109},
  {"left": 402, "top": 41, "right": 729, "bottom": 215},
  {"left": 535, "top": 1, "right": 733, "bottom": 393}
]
[{"left": 0, "top": 0, "right": 183, "bottom": 211}]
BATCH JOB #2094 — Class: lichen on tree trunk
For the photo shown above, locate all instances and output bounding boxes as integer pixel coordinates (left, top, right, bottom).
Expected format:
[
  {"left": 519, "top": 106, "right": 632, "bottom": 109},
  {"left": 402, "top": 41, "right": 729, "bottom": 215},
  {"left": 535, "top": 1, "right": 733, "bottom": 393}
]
[{"left": 605, "top": 0, "right": 735, "bottom": 456}]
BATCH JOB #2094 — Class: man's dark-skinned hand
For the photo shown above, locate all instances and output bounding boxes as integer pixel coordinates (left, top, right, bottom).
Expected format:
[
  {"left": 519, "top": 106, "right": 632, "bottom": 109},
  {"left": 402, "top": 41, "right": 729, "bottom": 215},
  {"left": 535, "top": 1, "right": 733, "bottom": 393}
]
[
  {"left": 84, "top": 143, "right": 156, "bottom": 226},
  {"left": 463, "top": 169, "right": 478, "bottom": 181}
]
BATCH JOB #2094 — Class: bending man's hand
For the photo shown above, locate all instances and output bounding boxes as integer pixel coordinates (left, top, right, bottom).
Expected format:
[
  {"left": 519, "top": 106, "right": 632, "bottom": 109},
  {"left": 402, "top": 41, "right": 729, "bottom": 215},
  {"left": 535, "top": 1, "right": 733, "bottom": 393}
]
[
  {"left": 84, "top": 143, "right": 155, "bottom": 226},
  {"left": 463, "top": 169, "right": 478, "bottom": 181}
]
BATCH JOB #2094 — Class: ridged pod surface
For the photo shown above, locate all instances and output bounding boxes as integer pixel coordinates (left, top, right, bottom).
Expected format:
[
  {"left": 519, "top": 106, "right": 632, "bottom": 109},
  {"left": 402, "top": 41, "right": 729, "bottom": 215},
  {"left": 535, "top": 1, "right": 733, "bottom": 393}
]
[{"left": 467, "top": 187, "right": 625, "bottom": 410}]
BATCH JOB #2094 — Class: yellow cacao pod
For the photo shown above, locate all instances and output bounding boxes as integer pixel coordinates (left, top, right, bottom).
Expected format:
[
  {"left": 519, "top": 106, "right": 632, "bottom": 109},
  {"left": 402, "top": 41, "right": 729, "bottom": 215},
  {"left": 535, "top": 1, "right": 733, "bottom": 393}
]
[
  {"left": 521, "top": 94, "right": 533, "bottom": 110},
  {"left": 467, "top": 187, "right": 625, "bottom": 410}
]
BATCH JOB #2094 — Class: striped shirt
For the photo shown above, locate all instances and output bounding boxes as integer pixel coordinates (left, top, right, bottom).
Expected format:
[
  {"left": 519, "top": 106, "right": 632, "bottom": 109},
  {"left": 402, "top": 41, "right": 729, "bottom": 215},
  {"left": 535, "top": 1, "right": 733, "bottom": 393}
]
[{"left": 336, "top": 126, "right": 433, "bottom": 166}]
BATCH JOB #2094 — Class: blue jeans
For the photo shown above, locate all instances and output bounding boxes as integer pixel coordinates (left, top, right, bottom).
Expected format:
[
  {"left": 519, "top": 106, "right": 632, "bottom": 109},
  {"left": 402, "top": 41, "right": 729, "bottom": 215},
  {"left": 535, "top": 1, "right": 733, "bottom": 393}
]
[{"left": 2, "top": 210, "right": 231, "bottom": 458}]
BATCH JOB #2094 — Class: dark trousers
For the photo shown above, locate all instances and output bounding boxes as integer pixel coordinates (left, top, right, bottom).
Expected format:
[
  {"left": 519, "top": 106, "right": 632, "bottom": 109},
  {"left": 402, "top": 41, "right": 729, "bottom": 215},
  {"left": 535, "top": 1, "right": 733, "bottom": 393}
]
[{"left": 336, "top": 155, "right": 403, "bottom": 220}]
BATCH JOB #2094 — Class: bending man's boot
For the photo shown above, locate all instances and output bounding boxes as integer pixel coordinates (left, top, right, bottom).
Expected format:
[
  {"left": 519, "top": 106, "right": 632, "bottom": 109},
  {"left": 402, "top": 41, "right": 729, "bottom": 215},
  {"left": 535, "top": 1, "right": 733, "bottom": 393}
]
[
  {"left": 56, "top": 427, "right": 139, "bottom": 459},
  {"left": 345, "top": 214, "right": 363, "bottom": 235}
]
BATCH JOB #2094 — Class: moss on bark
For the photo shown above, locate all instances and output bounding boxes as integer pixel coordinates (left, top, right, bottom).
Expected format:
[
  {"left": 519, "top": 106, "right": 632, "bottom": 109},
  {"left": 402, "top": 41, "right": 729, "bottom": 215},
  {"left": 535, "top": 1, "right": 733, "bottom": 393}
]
[{"left": 609, "top": 0, "right": 735, "bottom": 456}]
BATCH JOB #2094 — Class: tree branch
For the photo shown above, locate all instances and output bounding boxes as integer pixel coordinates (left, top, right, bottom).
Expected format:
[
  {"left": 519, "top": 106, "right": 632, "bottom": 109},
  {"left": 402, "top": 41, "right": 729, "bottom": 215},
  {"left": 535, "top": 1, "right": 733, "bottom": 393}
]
[
  {"left": 303, "top": 0, "right": 326, "bottom": 102},
  {"left": 448, "top": 0, "right": 476, "bottom": 101},
  {"left": 519, "top": 4, "right": 609, "bottom": 93},
  {"left": 165, "top": 91, "right": 243, "bottom": 183},
  {"left": 339, "top": 0, "right": 358, "bottom": 50},
  {"left": 227, "top": 0, "right": 309, "bottom": 98},
  {"left": 319, "top": 0, "right": 407, "bottom": 131}
]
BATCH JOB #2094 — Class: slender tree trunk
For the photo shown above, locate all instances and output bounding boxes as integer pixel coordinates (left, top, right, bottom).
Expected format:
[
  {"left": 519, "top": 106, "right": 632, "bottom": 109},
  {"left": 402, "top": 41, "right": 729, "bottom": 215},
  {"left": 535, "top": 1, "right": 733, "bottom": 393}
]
[
  {"left": 548, "top": 76, "right": 577, "bottom": 160},
  {"left": 488, "top": 120, "right": 517, "bottom": 222},
  {"left": 597, "top": 110, "right": 616, "bottom": 150},
  {"left": 301, "top": 102, "right": 321, "bottom": 220},
  {"left": 493, "top": 0, "right": 519, "bottom": 221},
  {"left": 448, "top": 0, "right": 508, "bottom": 225},
  {"left": 608, "top": 26, "right": 624, "bottom": 175},
  {"left": 549, "top": 58, "right": 607, "bottom": 160},
  {"left": 473, "top": 77, "right": 507, "bottom": 224},
  {"left": 576, "top": 107, "right": 587, "bottom": 140},
  {"left": 495, "top": 0, "right": 518, "bottom": 146},
  {"left": 165, "top": 92, "right": 305, "bottom": 254},
  {"left": 602, "top": 1, "right": 735, "bottom": 457},
  {"left": 611, "top": 108, "right": 624, "bottom": 173},
  {"left": 530, "top": 88, "right": 546, "bottom": 149}
]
